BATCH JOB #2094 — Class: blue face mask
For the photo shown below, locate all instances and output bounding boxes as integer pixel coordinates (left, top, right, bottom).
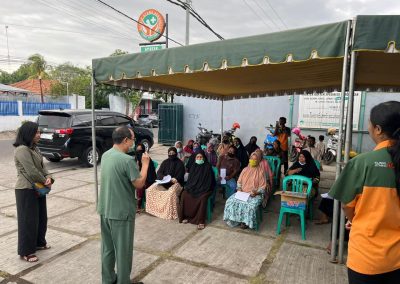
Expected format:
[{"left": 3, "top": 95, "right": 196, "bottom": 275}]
[
  {"left": 128, "top": 142, "right": 135, "bottom": 153},
  {"left": 195, "top": 159, "right": 204, "bottom": 165}
]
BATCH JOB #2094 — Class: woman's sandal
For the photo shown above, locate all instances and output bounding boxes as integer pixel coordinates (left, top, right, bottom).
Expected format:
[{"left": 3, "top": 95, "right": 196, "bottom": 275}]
[
  {"left": 21, "top": 255, "right": 39, "bottom": 262},
  {"left": 182, "top": 219, "right": 188, "bottom": 224},
  {"left": 36, "top": 245, "right": 51, "bottom": 250},
  {"left": 197, "top": 224, "right": 205, "bottom": 230}
]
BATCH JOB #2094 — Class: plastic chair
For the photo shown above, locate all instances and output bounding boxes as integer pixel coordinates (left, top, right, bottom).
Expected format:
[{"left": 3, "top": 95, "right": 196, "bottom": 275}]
[
  {"left": 264, "top": 156, "right": 281, "bottom": 190},
  {"left": 206, "top": 167, "right": 220, "bottom": 223},
  {"left": 314, "top": 159, "right": 321, "bottom": 170},
  {"left": 153, "top": 160, "right": 159, "bottom": 169},
  {"left": 276, "top": 175, "right": 312, "bottom": 240}
]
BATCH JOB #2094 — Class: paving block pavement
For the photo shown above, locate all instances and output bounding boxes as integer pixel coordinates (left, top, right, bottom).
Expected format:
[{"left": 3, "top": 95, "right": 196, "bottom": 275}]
[{"left": 0, "top": 141, "right": 348, "bottom": 284}]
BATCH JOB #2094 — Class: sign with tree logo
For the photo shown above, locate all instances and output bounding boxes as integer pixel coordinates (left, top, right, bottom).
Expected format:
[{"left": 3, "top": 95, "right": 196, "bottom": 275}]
[{"left": 137, "top": 9, "right": 165, "bottom": 42}]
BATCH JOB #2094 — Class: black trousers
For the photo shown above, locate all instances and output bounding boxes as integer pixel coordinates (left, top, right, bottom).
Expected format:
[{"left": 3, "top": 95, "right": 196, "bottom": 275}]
[
  {"left": 15, "top": 189, "right": 48, "bottom": 256},
  {"left": 348, "top": 268, "right": 400, "bottom": 284},
  {"left": 282, "top": 150, "right": 289, "bottom": 173}
]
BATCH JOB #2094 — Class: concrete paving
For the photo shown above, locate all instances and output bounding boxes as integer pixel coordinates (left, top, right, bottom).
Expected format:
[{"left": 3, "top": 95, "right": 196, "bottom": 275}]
[{"left": 0, "top": 138, "right": 348, "bottom": 284}]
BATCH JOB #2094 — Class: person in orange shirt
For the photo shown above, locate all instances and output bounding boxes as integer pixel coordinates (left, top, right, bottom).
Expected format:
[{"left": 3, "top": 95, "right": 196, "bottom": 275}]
[
  {"left": 274, "top": 117, "right": 291, "bottom": 173},
  {"left": 329, "top": 101, "right": 400, "bottom": 284}
]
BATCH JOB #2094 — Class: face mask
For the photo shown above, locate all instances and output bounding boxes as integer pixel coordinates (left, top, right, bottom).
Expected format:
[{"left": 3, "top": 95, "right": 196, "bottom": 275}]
[
  {"left": 195, "top": 159, "right": 204, "bottom": 165},
  {"left": 168, "top": 154, "right": 177, "bottom": 159},
  {"left": 128, "top": 142, "right": 135, "bottom": 153},
  {"left": 223, "top": 140, "right": 229, "bottom": 144},
  {"left": 249, "top": 159, "right": 258, "bottom": 167},
  {"left": 177, "top": 148, "right": 182, "bottom": 153},
  {"left": 235, "top": 144, "right": 240, "bottom": 148},
  {"left": 193, "top": 147, "right": 200, "bottom": 152},
  {"left": 227, "top": 153, "right": 235, "bottom": 157},
  {"left": 299, "top": 161, "right": 306, "bottom": 166},
  {"left": 136, "top": 149, "right": 145, "bottom": 154}
]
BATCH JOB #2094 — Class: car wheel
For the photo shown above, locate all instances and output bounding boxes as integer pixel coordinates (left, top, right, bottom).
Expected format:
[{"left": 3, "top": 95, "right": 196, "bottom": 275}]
[
  {"left": 140, "top": 139, "right": 151, "bottom": 152},
  {"left": 80, "top": 146, "right": 101, "bottom": 167},
  {"left": 45, "top": 157, "right": 62, "bottom": 162}
]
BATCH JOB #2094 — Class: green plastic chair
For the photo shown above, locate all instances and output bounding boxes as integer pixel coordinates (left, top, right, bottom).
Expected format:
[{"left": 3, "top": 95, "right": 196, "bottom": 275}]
[
  {"left": 276, "top": 175, "right": 312, "bottom": 240},
  {"left": 206, "top": 166, "right": 220, "bottom": 223},
  {"left": 264, "top": 156, "right": 281, "bottom": 190},
  {"left": 314, "top": 159, "right": 321, "bottom": 170}
]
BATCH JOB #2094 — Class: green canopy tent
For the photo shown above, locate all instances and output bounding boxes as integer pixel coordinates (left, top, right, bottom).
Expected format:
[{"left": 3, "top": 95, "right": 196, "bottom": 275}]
[{"left": 91, "top": 15, "right": 400, "bottom": 264}]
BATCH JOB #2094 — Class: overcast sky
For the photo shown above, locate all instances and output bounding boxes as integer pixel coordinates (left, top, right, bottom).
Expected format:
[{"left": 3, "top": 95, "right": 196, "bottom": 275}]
[{"left": 1, "top": 0, "right": 399, "bottom": 72}]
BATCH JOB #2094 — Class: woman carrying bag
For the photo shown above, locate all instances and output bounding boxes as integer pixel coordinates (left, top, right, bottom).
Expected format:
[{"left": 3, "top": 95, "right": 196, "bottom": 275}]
[{"left": 13, "top": 121, "right": 54, "bottom": 263}]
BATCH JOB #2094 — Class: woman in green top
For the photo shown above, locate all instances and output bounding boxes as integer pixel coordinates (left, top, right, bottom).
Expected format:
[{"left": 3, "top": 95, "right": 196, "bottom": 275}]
[{"left": 13, "top": 121, "right": 54, "bottom": 263}]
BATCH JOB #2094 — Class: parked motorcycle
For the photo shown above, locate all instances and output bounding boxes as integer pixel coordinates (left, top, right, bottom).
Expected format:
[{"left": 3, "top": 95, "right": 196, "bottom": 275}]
[
  {"left": 196, "top": 123, "right": 215, "bottom": 146},
  {"left": 264, "top": 124, "right": 277, "bottom": 151},
  {"left": 322, "top": 128, "right": 358, "bottom": 164},
  {"left": 289, "top": 127, "right": 308, "bottom": 162},
  {"left": 323, "top": 128, "right": 338, "bottom": 165}
]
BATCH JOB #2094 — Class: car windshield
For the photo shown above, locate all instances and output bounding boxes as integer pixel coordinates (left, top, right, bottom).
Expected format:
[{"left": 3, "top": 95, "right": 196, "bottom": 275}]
[{"left": 38, "top": 114, "right": 71, "bottom": 129}]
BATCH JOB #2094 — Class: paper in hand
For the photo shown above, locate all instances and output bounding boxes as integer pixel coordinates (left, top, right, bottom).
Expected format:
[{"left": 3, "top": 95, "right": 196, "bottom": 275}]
[{"left": 155, "top": 175, "right": 172, "bottom": 184}]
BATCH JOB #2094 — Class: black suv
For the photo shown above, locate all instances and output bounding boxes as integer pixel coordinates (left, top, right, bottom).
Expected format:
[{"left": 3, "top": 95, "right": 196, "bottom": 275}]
[{"left": 37, "top": 110, "right": 154, "bottom": 167}]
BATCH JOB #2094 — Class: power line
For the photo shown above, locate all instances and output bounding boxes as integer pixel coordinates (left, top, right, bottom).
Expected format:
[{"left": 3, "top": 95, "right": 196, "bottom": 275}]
[
  {"left": 241, "top": 0, "right": 273, "bottom": 30},
  {"left": 1, "top": 23, "right": 141, "bottom": 41},
  {"left": 94, "top": 0, "right": 184, "bottom": 46},
  {"left": 262, "top": 0, "right": 288, "bottom": 29},
  {"left": 251, "top": 0, "right": 281, "bottom": 30},
  {"left": 168, "top": 0, "right": 224, "bottom": 40}
]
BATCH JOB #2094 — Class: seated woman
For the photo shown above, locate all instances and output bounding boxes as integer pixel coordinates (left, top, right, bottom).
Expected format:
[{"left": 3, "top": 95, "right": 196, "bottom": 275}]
[
  {"left": 223, "top": 152, "right": 267, "bottom": 230},
  {"left": 254, "top": 149, "right": 273, "bottom": 207},
  {"left": 286, "top": 150, "right": 320, "bottom": 197},
  {"left": 185, "top": 142, "right": 202, "bottom": 171},
  {"left": 145, "top": 147, "right": 185, "bottom": 220},
  {"left": 217, "top": 136, "right": 230, "bottom": 156},
  {"left": 217, "top": 145, "right": 241, "bottom": 198},
  {"left": 233, "top": 137, "right": 249, "bottom": 172},
  {"left": 204, "top": 142, "right": 218, "bottom": 167},
  {"left": 179, "top": 152, "right": 215, "bottom": 230},
  {"left": 265, "top": 140, "right": 282, "bottom": 158},
  {"left": 175, "top": 141, "right": 185, "bottom": 161},
  {"left": 135, "top": 143, "right": 157, "bottom": 210}
]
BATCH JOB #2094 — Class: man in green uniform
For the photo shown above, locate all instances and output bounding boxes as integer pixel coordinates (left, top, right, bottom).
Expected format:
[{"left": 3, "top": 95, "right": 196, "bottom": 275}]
[{"left": 97, "top": 126, "right": 150, "bottom": 284}]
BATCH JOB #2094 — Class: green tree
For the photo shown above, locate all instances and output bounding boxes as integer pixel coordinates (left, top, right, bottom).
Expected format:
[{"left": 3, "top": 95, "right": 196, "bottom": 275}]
[{"left": 28, "top": 54, "right": 48, "bottom": 79}]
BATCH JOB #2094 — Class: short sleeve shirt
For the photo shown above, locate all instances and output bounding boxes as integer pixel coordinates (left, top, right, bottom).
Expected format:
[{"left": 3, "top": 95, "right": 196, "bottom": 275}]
[
  {"left": 276, "top": 127, "right": 291, "bottom": 151},
  {"left": 97, "top": 147, "right": 140, "bottom": 220},
  {"left": 329, "top": 140, "right": 400, "bottom": 274}
]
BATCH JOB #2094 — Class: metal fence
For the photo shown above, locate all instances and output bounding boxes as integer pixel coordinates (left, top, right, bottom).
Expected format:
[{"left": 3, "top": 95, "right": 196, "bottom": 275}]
[
  {"left": 0, "top": 101, "right": 18, "bottom": 115},
  {"left": 22, "top": 102, "right": 71, "bottom": 116},
  {"left": 0, "top": 94, "right": 68, "bottom": 103}
]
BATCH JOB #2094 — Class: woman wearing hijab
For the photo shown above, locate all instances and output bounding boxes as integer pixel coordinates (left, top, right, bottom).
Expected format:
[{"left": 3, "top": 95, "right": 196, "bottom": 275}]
[
  {"left": 174, "top": 141, "right": 185, "bottom": 161},
  {"left": 185, "top": 142, "right": 202, "bottom": 171},
  {"left": 245, "top": 136, "right": 260, "bottom": 155},
  {"left": 254, "top": 149, "right": 274, "bottom": 207},
  {"left": 205, "top": 142, "right": 218, "bottom": 167},
  {"left": 135, "top": 143, "right": 157, "bottom": 210},
  {"left": 233, "top": 137, "right": 249, "bottom": 171},
  {"left": 287, "top": 149, "right": 320, "bottom": 196},
  {"left": 145, "top": 147, "right": 185, "bottom": 220},
  {"left": 179, "top": 151, "right": 215, "bottom": 230},
  {"left": 223, "top": 152, "right": 267, "bottom": 230},
  {"left": 217, "top": 136, "right": 231, "bottom": 157}
]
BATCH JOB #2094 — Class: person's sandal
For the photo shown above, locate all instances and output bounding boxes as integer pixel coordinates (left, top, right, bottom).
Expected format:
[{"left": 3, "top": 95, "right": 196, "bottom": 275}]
[
  {"left": 36, "top": 245, "right": 51, "bottom": 250},
  {"left": 197, "top": 224, "right": 205, "bottom": 230},
  {"left": 21, "top": 255, "right": 38, "bottom": 262},
  {"left": 182, "top": 219, "right": 188, "bottom": 224}
]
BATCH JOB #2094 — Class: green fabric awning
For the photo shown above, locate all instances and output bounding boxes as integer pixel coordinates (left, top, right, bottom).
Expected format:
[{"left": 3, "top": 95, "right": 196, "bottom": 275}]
[
  {"left": 93, "top": 21, "right": 348, "bottom": 99},
  {"left": 353, "top": 15, "right": 400, "bottom": 91}
]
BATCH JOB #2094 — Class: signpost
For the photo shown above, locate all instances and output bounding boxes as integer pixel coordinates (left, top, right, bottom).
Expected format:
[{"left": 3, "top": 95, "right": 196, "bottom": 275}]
[{"left": 137, "top": 9, "right": 167, "bottom": 53}]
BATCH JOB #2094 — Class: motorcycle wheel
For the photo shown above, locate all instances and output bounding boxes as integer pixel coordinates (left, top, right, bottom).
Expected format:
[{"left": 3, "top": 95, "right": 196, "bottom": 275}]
[
  {"left": 289, "top": 151, "right": 299, "bottom": 162},
  {"left": 323, "top": 151, "right": 335, "bottom": 165}
]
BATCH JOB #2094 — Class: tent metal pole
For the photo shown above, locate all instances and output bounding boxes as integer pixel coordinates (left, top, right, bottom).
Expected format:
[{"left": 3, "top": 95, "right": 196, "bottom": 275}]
[
  {"left": 330, "top": 19, "right": 351, "bottom": 263},
  {"left": 339, "top": 50, "right": 357, "bottom": 263},
  {"left": 221, "top": 98, "right": 224, "bottom": 138},
  {"left": 91, "top": 74, "right": 99, "bottom": 205}
]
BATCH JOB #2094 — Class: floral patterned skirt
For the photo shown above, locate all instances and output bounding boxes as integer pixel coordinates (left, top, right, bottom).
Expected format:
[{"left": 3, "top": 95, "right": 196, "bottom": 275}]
[
  {"left": 145, "top": 183, "right": 183, "bottom": 220},
  {"left": 223, "top": 194, "right": 262, "bottom": 229}
]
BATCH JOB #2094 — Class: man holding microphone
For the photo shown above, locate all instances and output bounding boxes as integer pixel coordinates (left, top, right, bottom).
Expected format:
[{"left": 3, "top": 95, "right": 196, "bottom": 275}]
[{"left": 97, "top": 126, "right": 150, "bottom": 284}]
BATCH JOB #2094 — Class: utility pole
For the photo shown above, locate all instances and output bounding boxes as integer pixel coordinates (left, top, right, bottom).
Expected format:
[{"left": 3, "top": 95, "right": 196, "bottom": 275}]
[
  {"left": 5, "top": 25, "right": 10, "bottom": 71},
  {"left": 185, "top": 0, "right": 191, "bottom": 45}
]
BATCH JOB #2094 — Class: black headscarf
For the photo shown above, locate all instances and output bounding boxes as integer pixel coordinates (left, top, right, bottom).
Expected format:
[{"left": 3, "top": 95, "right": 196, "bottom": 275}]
[
  {"left": 186, "top": 149, "right": 208, "bottom": 172},
  {"left": 234, "top": 138, "right": 249, "bottom": 170},
  {"left": 157, "top": 147, "right": 185, "bottom": 185},
  {"left": 245, "top": 136, "right": 260, "bottom": 155},
  {"left": 135, "top": 143, "right": 156, "bottom": 186},
  {"left": 289, "top": 150, "right": 320, "bottom": 179},
  {"left": 185, "top": 151, "right": 215, "bottom": 198}
]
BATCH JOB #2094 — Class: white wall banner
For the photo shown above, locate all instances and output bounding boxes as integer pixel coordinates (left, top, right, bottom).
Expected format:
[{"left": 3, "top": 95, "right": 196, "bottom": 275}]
[{"left": 298, "top": 92, "right": 362, "bottom": 130}]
